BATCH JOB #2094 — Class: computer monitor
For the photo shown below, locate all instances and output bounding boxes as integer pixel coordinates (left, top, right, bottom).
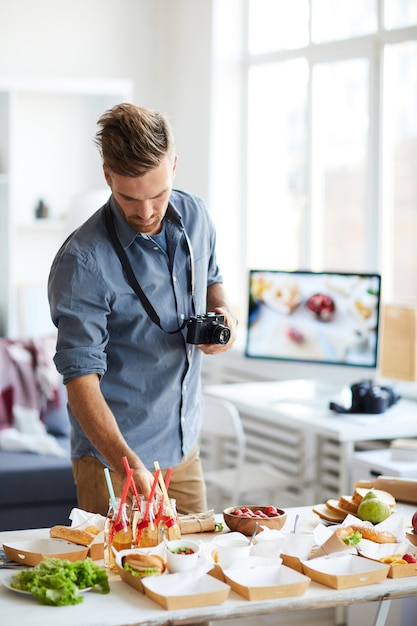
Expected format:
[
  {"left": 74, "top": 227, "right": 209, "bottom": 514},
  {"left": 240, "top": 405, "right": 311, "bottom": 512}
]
[{"left": 246, "top": 270, "right": 381, "bottom": 370}]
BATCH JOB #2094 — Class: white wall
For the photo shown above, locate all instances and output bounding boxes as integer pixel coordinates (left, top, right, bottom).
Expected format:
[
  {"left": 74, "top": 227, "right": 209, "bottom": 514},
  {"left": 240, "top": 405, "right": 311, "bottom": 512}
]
[
  {"left": 0, "top": 0, "right": 213, "bottom": 201},
  {"left": 0, "top": 0, "right": 217, "bottom": 336}
]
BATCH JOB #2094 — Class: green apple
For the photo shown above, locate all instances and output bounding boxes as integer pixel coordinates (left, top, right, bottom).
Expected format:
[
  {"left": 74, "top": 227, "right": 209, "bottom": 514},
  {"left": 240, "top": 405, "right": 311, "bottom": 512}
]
[
  {"left": 362, "top": 490, "right": 378, "bottom": 500},
  {"left": 357, "top": 496, "right": 391, "bottom": 523}
]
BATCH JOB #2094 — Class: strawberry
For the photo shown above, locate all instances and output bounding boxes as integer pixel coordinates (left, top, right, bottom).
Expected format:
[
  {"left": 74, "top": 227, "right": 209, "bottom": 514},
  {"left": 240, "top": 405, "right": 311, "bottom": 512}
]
[{"left": 264, "top": 505, "right": 278, "bottom": 517}]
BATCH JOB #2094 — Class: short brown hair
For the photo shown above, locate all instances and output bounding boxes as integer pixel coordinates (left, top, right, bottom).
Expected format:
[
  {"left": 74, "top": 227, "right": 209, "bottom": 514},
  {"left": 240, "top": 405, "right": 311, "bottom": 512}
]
[{"left": 94, "top": 103, "right": 175, "bottom": 176}]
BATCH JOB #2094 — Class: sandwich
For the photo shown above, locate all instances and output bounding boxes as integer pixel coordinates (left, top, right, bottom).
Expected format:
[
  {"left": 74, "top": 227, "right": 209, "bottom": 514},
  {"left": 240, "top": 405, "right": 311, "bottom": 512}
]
[
  {"left": 122, "top": 553, "right": 166, "bottom": 578},
  {"left": 338, "top": 526, "right": 362, "bottom": 546}
]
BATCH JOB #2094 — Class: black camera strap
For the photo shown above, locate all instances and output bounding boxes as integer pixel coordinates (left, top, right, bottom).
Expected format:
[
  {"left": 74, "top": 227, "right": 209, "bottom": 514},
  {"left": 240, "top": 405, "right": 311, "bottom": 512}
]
[{"left": 105, "top": 201, "right": 187, "bottom": 334}]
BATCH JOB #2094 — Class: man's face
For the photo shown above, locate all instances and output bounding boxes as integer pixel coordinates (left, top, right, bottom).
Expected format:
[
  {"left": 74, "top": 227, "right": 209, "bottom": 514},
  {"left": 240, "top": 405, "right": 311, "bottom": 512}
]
[{"left": 104, "top": 154, "right": 177, "bottom": 235}]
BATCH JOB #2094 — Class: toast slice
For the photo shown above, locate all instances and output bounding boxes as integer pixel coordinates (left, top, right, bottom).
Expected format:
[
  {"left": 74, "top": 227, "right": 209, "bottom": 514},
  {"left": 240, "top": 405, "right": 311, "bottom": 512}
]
[
  {"left": 312, "top": 502, "right": 346, "bottom": 523},
  {"left": 325, "top": 499, "right": 350, "bottom": 517},
  {"left": 338, "top": 494, "right": 359, "bottom": 514}
]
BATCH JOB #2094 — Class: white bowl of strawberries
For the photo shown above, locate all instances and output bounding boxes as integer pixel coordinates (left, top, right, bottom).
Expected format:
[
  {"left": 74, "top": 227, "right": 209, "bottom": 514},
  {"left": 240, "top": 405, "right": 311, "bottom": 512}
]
[{"left": 223, "top": 505, "right": 287, "bottom": 536}]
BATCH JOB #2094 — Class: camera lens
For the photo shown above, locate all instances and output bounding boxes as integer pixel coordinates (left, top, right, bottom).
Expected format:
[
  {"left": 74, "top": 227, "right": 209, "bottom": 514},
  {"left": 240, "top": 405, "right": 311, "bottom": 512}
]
[{"left": 206, "top": 323, "right": 231, "bottom": 345}]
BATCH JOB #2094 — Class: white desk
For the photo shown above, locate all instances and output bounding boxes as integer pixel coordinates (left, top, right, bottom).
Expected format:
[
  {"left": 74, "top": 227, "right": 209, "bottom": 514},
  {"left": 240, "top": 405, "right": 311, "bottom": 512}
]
[
  {"left": 1, "top": 507, "right": 417, "bottom": 626},
  {"left": 204, "top": 380, "right": 417, "bottom": 500}
]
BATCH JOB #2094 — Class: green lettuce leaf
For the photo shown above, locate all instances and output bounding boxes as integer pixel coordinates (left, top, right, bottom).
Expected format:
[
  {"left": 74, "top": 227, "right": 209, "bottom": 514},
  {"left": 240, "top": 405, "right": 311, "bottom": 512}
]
[{"left": 11, "top": 557, "right": 109, "bottom": 606}]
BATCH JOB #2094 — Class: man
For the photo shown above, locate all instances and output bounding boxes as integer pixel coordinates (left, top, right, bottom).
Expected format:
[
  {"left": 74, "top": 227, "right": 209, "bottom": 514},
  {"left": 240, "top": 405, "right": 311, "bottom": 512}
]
[{"left": 48, "top": 103, "right": 236, "bottom": 516}]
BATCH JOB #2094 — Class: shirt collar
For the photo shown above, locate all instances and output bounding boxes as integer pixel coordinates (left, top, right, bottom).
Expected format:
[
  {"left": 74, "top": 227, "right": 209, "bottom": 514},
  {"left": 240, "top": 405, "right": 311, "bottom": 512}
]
[{"left": 108, "top": 194, "right": 184, "bottom": 250}]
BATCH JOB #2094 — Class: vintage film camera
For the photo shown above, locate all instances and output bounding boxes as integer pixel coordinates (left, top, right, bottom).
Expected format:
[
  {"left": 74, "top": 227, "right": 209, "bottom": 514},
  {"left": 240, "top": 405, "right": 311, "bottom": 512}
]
[
  {"left": 329, "top": 379, "right": 400, "bottom": 415},
  {"left": 186, "top": 313, "right": 230, "bottom": 345}
]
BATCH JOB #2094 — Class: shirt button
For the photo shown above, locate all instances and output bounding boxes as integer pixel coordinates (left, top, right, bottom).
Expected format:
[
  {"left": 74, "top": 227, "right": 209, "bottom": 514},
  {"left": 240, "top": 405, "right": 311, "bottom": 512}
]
[
  {"left": 173, "top": 276, "right": 177, "bottom": 282},
  {"left": 180, "top": 313, "right": 185, "bottom": 320},
  {"left": 153, "top": 246, "right": 158, "bottom": 251}
]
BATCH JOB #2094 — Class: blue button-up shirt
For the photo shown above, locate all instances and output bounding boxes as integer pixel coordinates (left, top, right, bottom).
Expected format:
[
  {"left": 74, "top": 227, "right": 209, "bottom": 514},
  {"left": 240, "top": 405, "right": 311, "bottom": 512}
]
[{"left": 48, "top": 190, "right": 223, "bottom": 469}]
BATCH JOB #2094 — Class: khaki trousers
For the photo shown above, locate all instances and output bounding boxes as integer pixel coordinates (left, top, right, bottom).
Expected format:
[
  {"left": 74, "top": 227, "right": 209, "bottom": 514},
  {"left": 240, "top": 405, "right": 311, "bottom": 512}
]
[{"left": 72, "top": 444, "right": 208, "bottom": 517}]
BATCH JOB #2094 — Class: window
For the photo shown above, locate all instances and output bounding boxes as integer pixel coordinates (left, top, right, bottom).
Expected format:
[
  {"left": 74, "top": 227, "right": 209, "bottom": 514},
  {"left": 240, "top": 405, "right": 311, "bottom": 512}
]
[{"left": 210, "top": 0, "right": 417, "bottom": 319}]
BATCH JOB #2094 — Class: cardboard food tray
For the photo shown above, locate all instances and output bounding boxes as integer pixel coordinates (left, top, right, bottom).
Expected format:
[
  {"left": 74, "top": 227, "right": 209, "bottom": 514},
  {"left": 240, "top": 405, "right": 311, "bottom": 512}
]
[
  {"left": 281, "top": 553, "right": 303, "bottom": 573},
  {"left": 223, "top": 564, "right": 310, "bottom": 601},
  {"left": 3, "top": 539, "right": 89, "bottom": 566},
  {"left": 117, "top": 563, "right": 147, "bottom": 593},
  {"left": 141, "top": 573, "right": 230, "bottom": 610},
  {"left": 301, "top": 554, "right": 390, "bottom": 590},
  {"left": 360, "top": 554, "right": 417, "bottom": 579},
  {"left": 387, "top": 561, "right": 417, "bottom": 579},
  {"left": 88, "top": 540, "right": 104, "bottom": 560}
]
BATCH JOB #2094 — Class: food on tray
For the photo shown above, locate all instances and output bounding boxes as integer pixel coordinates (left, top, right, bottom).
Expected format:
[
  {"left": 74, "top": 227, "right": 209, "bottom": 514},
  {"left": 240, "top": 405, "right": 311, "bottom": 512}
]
[
  {"left": 338, "top": 495, "right": 360, "bottom": 515},
  {"left": 349, "top": 524, "right": 396, "bottom": 544},
  {"left": 353, "top": 299, "right": 373, "bottom": 320},
  {"left": 357, "top": 491, "right": 392, "bottom": 523},
  {"left": 339, "top": 528, "right": 362, "bottom": 546},
  {"left": 84, "top": 525, "right": 101, "bottom": 535},
  {"left": 326, "top": 499, "right": 352, "bottom": 518},
  {"left": 310, "top": 526, "right": 362, "bottom": 558},
  {"left": 50, "top": 525, "right": 96, "bottom": 546},
  {"left": 313, "top": 487, "right": 396, "bottom": 523},
  {"left": 250, "top": 274, "right": 272, "bottom": 301},
  {"left": 170, "top": 546, "right": 196, "bottom": 555},
  {"left": 223, "top": 505, "right": 287, "bottom": 534},
  {"left": 352, "top": 487, "right": 396, "bottom": 509},
  {"left": 272, "top": 278, "right": 302, "bottom": 314},
  {"left": 230, "top": 505, "right": 282, "bottom": 519},
  {"left": 122, "top": 553, "right": 166, "bottom": 578},
  {"left": 380, "top": 552, "right": 417, "bottom": 565},
  {"left": 252, "top": 275, "right": 302, "bottom": 314},
  {"left": 306, "top": 293, "right": 335, "bottom": 321},
  {"left": 10, "top": 557, "right": 109, "bottom": 605},
  {"left": 312, "top": 503, "right": 346, "bottom": 523}
]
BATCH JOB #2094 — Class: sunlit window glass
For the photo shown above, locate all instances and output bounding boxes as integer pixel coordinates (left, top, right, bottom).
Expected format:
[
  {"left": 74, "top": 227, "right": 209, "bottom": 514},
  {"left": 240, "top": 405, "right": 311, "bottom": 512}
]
[
  {"left": 247, "top": 59, "right": 308, "bottom": 270},
  {"left": 311, "top": 59, "right": 369, "bottom": 271},
  {"left": 385, "top": 0, "right": 417, "bottom": 29},
  {"left": 383, "top": 41, "right": 417, "bottom": 301},
  {"left": 248, "top": 0, "right": 309, "bottom": 54},
  {"left": 311, "top": 0, "right": 377, "bottom": 43}
]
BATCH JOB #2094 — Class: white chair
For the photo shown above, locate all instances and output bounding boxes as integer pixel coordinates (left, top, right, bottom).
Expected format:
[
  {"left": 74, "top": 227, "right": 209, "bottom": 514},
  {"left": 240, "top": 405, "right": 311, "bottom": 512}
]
[{"left": 199, "top": 394, "right": 303, "bottom": 511}]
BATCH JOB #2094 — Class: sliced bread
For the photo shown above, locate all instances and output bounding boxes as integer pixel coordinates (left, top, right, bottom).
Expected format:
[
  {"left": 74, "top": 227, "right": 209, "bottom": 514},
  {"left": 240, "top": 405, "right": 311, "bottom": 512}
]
[
  {"left": 312, "top": 502, "right": 346, "bottom": 523},
  {"left": 338, "top": 494, "right": 359, "bottom": 514}
]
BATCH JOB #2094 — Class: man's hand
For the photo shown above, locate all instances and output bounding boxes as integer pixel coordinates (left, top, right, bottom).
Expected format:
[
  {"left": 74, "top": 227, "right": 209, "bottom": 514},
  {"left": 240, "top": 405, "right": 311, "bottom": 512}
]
[
  {"left": 131, "top": 467, "right": 162, "bottom": 500},
  {"left": 197, "top": 306, "right": 237, "bottom": 355}
]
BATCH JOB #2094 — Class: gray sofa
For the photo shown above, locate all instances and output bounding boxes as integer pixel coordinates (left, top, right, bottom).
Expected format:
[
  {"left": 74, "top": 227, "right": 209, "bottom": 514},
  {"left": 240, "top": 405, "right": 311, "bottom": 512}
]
[{"left": 0, "top": 344, "right": 77, "bottom": 531}]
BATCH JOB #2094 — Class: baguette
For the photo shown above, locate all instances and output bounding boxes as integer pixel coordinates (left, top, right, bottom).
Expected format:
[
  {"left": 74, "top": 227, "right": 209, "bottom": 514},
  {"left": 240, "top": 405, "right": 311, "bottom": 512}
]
[
  {"left": 50, "top": 525, "right": 95, "bottom": 546},
  {"left": 350, "top": 524, "right": 396, "bottom": 544}
]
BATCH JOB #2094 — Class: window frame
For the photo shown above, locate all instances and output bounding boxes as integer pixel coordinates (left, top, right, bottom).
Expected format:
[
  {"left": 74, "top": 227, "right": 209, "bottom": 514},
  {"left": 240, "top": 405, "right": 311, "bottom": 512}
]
[{"left": 209, "top": 1, "right": 417, "bottom": 320}]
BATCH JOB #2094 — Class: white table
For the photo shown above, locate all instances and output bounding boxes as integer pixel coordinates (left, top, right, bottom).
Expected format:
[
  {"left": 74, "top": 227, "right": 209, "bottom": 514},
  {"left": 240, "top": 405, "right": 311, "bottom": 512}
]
[
  {"left": 1, "top": 507, "right": 417, "bottom": 626},
  {"left": 204, "top": 380, "right": 417, "bottom": 500}
]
